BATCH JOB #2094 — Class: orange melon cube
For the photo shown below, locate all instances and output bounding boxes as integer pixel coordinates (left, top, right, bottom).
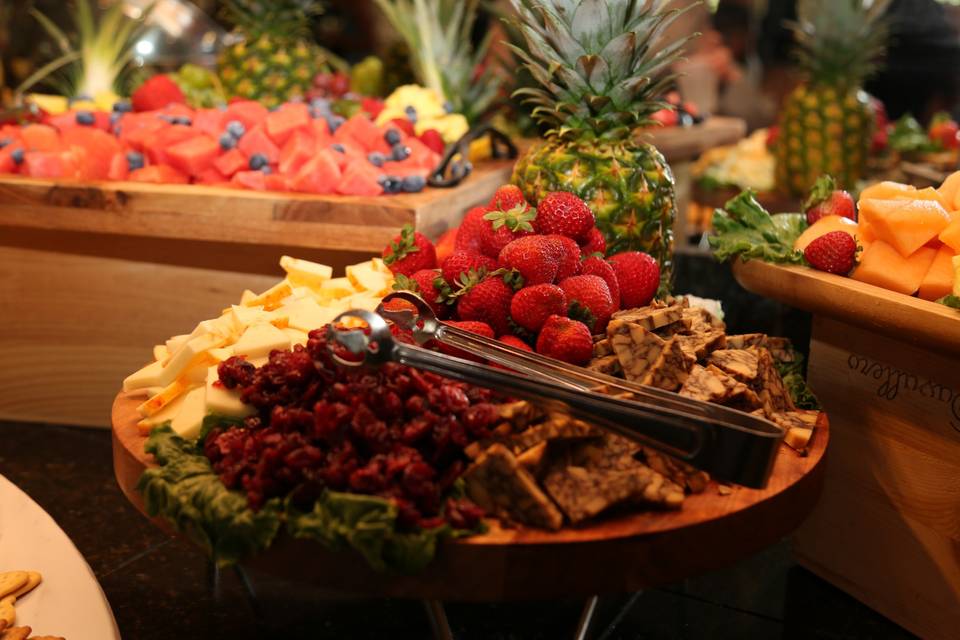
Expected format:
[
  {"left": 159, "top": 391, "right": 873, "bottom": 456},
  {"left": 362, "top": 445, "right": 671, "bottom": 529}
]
[
  {"left": 858, "top": 198, "right": 951, "bottom": 257},
  {"left": 938, "top": 171, "right": 960, "bottom": 210},
  {"left": 794, "top": 215, "right": 859, "bottom": 252},
  {"left": 852, "top": 241, "right": 938, "bottom": 295},
  {"left": 859, "top": 181, "right": 915, "bottom": 201},
  {"left": 918, "top": 245, "right": 957, "bottom": 301},
  {"left": 905, "top": 186, "right": 949, "bottom": 208},
  {"left": 939, "top": 218, "right": 960, "bottom": 253}
]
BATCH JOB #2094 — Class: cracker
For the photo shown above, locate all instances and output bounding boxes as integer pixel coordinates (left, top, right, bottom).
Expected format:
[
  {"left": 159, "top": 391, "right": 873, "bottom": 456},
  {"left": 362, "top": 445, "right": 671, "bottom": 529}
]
[
  {"left": 0, "top": 575, "right": 26, "bottom": 601},
  {"left": 0, "top": 596, "right": 15, "bottom": 627},
  {"left": 10, "top": 573, "right": 40, "bottom": 600},
  {"left": 0, "top": 625, "right": 30, "bottom": 640}
]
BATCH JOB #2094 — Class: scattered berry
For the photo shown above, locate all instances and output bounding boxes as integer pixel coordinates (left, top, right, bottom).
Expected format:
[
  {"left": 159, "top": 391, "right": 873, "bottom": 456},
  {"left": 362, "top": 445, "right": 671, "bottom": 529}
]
[
  {"left": 803, "top": 230, "right": 857, "bottom": 275},
  {"left": 608, "top": 251, "right": 660, "bottom": 308},
  {"left": 536, "top": 191, "right": 595, "bottom": 241},
  {"left": 126, "top": 151, "right": 145, "bottom": 171},
  {"left": 579, "top": 227, "right": 606, "bottom": 256},
  {"left": 378, "top": 175, "right": 403, "bottom": 193},
  {"left": 804, "top": 175, "right": 856, "bottom": 224},
  {"left": 535, "top": 315, "right": 593, "bottom": 365},
  {"left": 219, "top": 133, "right": 236, "bottom": 150},
  {"left": 405, "top": 105, "right": 418, "bottom": 122},
  {"left": 443, "top": 101, "right": 455, "bottom": 114},
  {"left": 441, "top": 250, "right": 496, "bottom": 286},
  {"left": 382, "top": 224, "right": 438, "bottom": 276},
  {"left": 391, "top": 144, "right": 411, "bottom": 161},
  {"left": 401, "top": 175, "right": 426, "bottom": 193},
  {"left": 498, "top": 235, "right": 562, "bottom": 285},
  {"left": 454, "top": 206, "right": 489, "bottom": 254},
  {"left": 456, "top": 275, "right": 514, "bottom": 337},
  {"left": 487, "top": 184, "right": 528, "bottom": 212},
  {"left": 174, "top": 116, "right": 192, "bottom": 126},
  {"left": 580, "top": 255, "right": 621, "bottom": 310},
  {"left": 326, "top": 115, "right": 345, "bottom": 132},
  {"left": 385, "top": 128, "right": 402, "bottom": 146},
  {"left": 11, "top": 148, "right": 24, "bottom": 165},
  {"left": 368, "top": 151, "right": 386, "bottom": 167},
  {"left": 75, "top": 111, "right": 95, "bottom": 126},
  {"left": 249, "top": 153, "right": 269, "bottom": 170},
  {"left": 559, "top": 274, "right": 614, "bottom": 333},
  {"left": 510, "top": 283, "right": 567, "bottom": 333},
  {"left": 226, "top": 120, "right": 246, "bottom": 138},
  {"left": 331, "top": 143, "right": 346, "bottom": 153}
]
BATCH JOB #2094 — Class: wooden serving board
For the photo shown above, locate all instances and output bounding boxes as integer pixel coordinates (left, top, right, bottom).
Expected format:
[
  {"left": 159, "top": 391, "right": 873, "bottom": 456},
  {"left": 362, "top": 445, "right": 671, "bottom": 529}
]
[
  {"left": 637, "top": 116, "right": 747, "bottom": 163},
  {"left": 112, "top": 390, "right": 827, "bottom": 601},
  {"left": 732, "top": 259, "right": 960, "bottom": 357}
]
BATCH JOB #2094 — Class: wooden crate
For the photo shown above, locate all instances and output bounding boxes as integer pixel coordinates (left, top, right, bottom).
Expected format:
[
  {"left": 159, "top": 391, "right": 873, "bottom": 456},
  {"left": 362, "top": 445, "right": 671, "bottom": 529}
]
[{"left": 733, "top": 260, "right": 960, "bottom": 640}]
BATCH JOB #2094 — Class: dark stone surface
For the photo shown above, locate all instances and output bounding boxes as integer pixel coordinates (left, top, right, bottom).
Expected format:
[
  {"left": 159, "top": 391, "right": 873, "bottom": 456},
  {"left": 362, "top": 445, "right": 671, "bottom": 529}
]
[{"left": 0, "top": 419, "right": 915, "bottom": 639}]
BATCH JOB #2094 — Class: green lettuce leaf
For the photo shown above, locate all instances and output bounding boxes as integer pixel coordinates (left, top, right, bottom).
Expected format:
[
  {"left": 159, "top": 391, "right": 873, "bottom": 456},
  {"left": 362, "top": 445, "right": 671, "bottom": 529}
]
[
  {"left": 775, "top": 353, "right": 821, "bottom": 410},
  {"left": 137, "top": 425, "right": 282, "bottom": 567},
  {"left": 708, "top": 190, "right": 807, "bottom": 264},
  {"left": 937, "top": 294, "right": 960, "bottom": 310},
  {"left": 889, "top": 114, "right": 939, "bottom": 154}
]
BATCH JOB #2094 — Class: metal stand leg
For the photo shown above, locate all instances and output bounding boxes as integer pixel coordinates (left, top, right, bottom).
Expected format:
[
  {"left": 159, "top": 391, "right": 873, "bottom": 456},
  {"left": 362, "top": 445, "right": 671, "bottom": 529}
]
[
  {"left": 423, "top": 599, "right": 455, "bottom": 640},
  {"left": 573, "top": 595, "right": 600, "bottom": 640},
  {"left": 207, "top": 561, "right": 222, "bottom": 601},
  {"left": 596, "top": 591, "right": 642, "bottom": 640}
]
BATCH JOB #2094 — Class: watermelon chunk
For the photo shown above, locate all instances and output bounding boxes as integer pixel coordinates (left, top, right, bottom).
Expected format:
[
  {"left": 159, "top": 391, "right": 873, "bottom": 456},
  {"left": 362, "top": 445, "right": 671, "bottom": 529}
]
[
  {"left": 379, "top": 161, "right": 428, "bottom": 178},
  {"left": 266, "top": 103, "right": 311, "bottom": 147},
  {"left": 237, "top": 124, "right": 280, "bottom": 164},
  {"left": 129, "top": 165, "right": 189, "bottom": 184},
  {"left": 61, "top": 127, "right": 121, "bottom": 180},
  {"left": 337, "top": 160, "right": 383, "bottom": 196},
  {"left": 166, "top": 134, "right": 220, "bottom": 177},
  {"left": 290, "top": 150, "right": 342, "bottom": 194},
  {"left": 265, "top": 173, "right": 291, "bottom": 192},
  {"left": 20, "top": 124, "right": 61, "bottom": 151},
  {"left": 405, "top": 137, "right": 441, "bottom": 171},
  {"left": 23, "top": 150, "right": 79, "bottom": 179},
  {"left": 334, "top": 114, "right": 390, "bottom": 154},
  {"left": 143, "top": 125, "right": 202, "bottom": 166},
  {"left": 195, "top": 167, "right": 228, "bottom": 185},
  {"left": 108, "top": 152, "right": 129, "bottom": 181},
  {"left": 278, "top": 131, "right": 316, "bottom": 175},
  {"left": 192, "top": 109, "right": 227, "bottom": 136},
  {"left": 213, "top": 148, "right": 248, "bottom": 178},
  {"left": 232, "top": 170, "right": 267, "bottom": 191},
  {"left": 224, "top": 101, "right": 268, "bottom": 131},
  {"left": 0, "top": 145, "right": 22, "bottom": 174}
]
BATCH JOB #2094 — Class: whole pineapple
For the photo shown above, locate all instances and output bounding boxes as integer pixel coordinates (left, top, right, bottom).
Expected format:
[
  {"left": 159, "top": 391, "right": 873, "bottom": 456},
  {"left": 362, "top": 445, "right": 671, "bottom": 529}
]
[
  {"left": 775, "top": 0, "right": 890, "bottom": 196},
  {"left": 218, "top": 0, "right": 327, "bottom": 108},
  {"left": 508, "top": 0, "right": 696, "bottom": 282}
]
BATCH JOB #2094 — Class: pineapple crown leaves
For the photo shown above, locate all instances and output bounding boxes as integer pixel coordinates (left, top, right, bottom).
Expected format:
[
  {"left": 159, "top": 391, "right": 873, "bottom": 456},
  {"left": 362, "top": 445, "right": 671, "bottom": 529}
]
[
  {"left": 221, "top": 0, "right": 321, "bottom": 41},
  {"left": 789, "top": 0, "right": 892, "bottom": 89},
  {"left": 383, "top": 224, "right": 420, "bottom": 266},
  {"left": 803, "top": 174, "right": 837, "bottom": 211},
  {"left": 482, "top": 204, "right": 538, "bottom": 232},
  {"left": 505, "top": 0, "right": 700, "bottom": 141}
]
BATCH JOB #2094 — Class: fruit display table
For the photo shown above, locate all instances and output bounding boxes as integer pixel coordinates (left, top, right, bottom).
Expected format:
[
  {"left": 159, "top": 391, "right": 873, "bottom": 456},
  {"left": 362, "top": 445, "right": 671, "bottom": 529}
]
[
  {"left": 733, "top": 259, "right": 960, "bottom": 640},
  {"left": 0, "top": 160, "right": 513, "bottom": 427}
]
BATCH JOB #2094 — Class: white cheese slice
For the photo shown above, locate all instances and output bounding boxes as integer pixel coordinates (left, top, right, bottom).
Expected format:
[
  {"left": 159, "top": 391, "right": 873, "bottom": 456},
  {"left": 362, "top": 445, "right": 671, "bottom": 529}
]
[
  {"left": 159, "top": 332, "right": 227, "bottom": 387},
  {"left": 230, "top": 304, "right": 270, "bottom": 330},
  {"left": 346, "top": 260, "right": 391, "bottom": 295},
  {"left": 371, "top": 257, "right": 389, "bottom": 273},
  {"left": 153, "top": 344, "right": 168, "bottom": 362},
  {"left": 204, "top": 365, "right": 254, "bottom": 419},
  {"left": 165, "top": 334, "right": 190, "bottom": 354},
  {"left": 138, "top": 378, "right": 192, "bottom": 417},
  {"left": 244, "top": 280, "right": 293, "bottom": 309},
  {"left": 280, "top": 255, "right": 333, "bottom": 290},
  {"left": 342, "top": 292, "right": 384, "bottom": 312},
  {"left": 319, "top": 277, "right": 356, "bottom": 298},
  {"left": 137, "top": 391, "right": 187, "bottom": 432},
  {"left": 239, "top": 289, "right": 257, "bottom": 304},
  {"left": 209, "top": 347, "right": 233, "bottom": 362},
  {"left": 188, "top": 314, "right": 237, "bottom": 341},
  {"left": 123, "top": 359, "right": 165, "bottom": 392},
  {"left": 279, "top": 297, "right": 340, "bottom": 333},
  {"left": 170, "top": 386, "right": 206, "bottom": 440},
  {"left": 232, "top": 323, "right": 291, "bottom": 359},
  {"left": 283, "top": 327, "right": 310, "bottom": 346}
]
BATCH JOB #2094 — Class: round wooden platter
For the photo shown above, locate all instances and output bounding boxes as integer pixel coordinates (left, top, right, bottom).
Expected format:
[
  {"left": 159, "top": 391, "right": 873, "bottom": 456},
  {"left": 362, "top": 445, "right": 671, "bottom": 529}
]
[
  {"left": 113, "top": 390, "right": 828, "bottom": 601},
  {"left": 732, "top": 259, "right": 960, "bottom": 358}
]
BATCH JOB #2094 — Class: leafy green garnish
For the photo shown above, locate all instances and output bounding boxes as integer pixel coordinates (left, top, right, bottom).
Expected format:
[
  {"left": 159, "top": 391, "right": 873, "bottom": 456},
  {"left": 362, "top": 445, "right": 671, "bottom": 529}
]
[
  {"left": 889, "top": 114, "right": 939, "bottom": 154},
  {"left": 775, "top": 353, "right": 821, "bottom": 410},
  {"left": 137, "top": 425, "right": 282, "bottom": 567},
  {"left": 937, "top": 294, "right": 960, "bottom": 310},
  {"left": 708, "top": 190, "right": 807, "bottom": 264}
]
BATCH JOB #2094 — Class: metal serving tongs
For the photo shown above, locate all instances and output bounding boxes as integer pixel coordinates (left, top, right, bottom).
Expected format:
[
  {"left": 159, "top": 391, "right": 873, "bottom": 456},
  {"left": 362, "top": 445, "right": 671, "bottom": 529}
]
[{"left": 327, "top": 295, "right": 783, "bottom": 489}]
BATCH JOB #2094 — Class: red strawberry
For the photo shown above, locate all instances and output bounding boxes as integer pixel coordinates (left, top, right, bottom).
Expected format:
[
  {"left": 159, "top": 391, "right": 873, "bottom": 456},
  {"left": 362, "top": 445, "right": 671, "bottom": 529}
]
[
  {"left": 498, "top": 334, "right": 532, "bottom": 352},
  {"left": 480, "top": 205, "right": 538, "bottom": 257},
  {"left": 766, "top": 125, "right": 780, "bottom": 149},
  {"left": 581, "top": 256, "right": 620, "bottom": 310},
  {"left": 455, "top": 206, "right": 488, "bottom": 254},
  {"left": 131, "top": 75, "right": 186, "bottom": 112},
  {"left": 535, "top": 315, "right": 593, "bottom": 365},
  {"left": 498, "top": 236, "right": 562, "bottom": 285},
  {"left": 488, "top": 184, "right": 528, "bottom": 212},
  {"left": 535, "top": 191, "right": 595, "bottom": 241},
  {"left": 456, "top": 276, "right": 514, "bottom": 337},
  {"left": 804, "top": 231, "right": 857, "bottom": 275},
  {"left": 804, "top": 175, "right": 856, "bottom": 224},
  {"left": 382, "top": 224, "right": 438, "bottom": 276},
  {"left": 559, "top": 275, "right": 614, "bottom": 333},
  {"left": 608, "top": 251, "right": 659, "bottom": 309},
  {"left": 441, "top": 250, "right": 496, "bottom": 286},
  {"left": 510, "top": 283, "right": 567, "bottom": 333},
  {"left": 389, "top": 117, "right": 416, "bottom": 137},
  {"left": 579, "top": 227, "right": 606, "bottom": 256},
  {"left": 391, "top": 269, "right": 447, "bottom": 318},
  {"left": 929, "top": 112, "right": 959, "bottom": 150},
  {"left": 650, "top": 107, "right": 679, "bottom": 127},
  {"left": 419, "top": 128, "right": 446, "bottom": 155},
  {"left": 550, "top": 234, "right": 582, "bottom": 281},
  {"left": 438, "top": 320, "right": 494, "bottom": 362}
]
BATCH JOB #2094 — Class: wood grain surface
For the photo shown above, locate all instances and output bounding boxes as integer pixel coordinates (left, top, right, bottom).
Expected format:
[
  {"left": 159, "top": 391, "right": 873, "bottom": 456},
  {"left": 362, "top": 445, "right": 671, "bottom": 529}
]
[
  {"left": 732, "top": 259, "right": 960, "bottom": 357},
  {"left": 636, "top": 116, "right": 747, "bottom": 162},
  {"left": 113, "top": 390, "right": 827, "bottom": 600}
]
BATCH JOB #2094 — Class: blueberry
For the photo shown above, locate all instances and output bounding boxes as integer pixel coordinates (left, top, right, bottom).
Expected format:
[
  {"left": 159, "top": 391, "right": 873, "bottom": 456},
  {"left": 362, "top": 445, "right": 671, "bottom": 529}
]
[
  {"left": 109, "top": 112, "right": 122, "bottom": 126},
  {"left": 331, "top": 143, "right": 345, "bottom": 153},
  {"left": 0, "top": 137, "right": 11, "bottom": 149},
  {"left": 391, "top": 143, "right": 411, "bottom": 161},
  {"left": 219, "top": 132, "right": 236, "bottom": 150},
  {"left": 384, "top": 128, "right": 401, "bottom": 146},
  {"left": 158, "top": 114, "right": 176, "bottom": 123},
  {"left": 326, "top": 114, "right": 345, "bottom": 133},
  {"left": 401, "top": 174, "right": 426, "bottom": 193},
  {"left": 443, "top": 101, "right": 454, "bottom": 114},
  {"left": 226, "top": 120, "right": 245, "bottom": 138},
  {"left": 367, "top": 151, "right": 386, "bottom": 167},
  {"left": 404, "top": 105, "right": 418, "bottom": 122},
  {"left": 75, "top": 110, "right": 95, "bottom": 125},
  {"left": 379, "top": 175, "right": 402, "bottom": 193},
  {"left": 11, "top": 148, "right": 24, "bottom": 165},
  {"left": 126, "top": 151, "right": 145, "bottom": 171},
  {"left": 261, "top": 165, "right": 272, "bottom": 174},
  {"left": 112, "top": 101, "right": 132, "bottom": 113},
  {"left": 174, "top": 116, "right": 192, "bottom": 126},
  {"left": 249, "top": 153, "right": 268, "bottom": 170}
]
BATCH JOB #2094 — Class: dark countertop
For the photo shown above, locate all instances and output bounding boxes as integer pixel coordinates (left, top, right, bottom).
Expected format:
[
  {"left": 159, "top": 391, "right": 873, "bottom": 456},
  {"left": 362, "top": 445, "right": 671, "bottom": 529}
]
[{"left": 0, "top": 419, "right": 915, "bottom": 640}]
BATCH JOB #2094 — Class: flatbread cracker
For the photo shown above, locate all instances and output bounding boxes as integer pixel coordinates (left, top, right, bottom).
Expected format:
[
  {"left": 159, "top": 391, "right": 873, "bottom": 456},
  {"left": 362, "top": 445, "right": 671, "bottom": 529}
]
[
  {"left": 0, "top": 596, "right": 15, "bottom": 627},
  {"left": 0, "top": 625, "right": 30, "bottom": 640},
  {"left": 10, "top": 573, "right": 40, "bottom": 600},
  {"left": 0, "top": 574, "right": 26, "bottom": 601}
]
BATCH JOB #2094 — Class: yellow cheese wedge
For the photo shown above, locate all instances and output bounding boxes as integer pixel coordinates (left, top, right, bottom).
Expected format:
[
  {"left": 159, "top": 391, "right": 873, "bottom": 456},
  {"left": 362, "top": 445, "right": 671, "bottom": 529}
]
[
  {"left": 280, "top": 297, "right": 342, "bottom": 332},
  {"left": 137, "top": 391, "right": 187, "bottom": 435},
  {"left": 318, "top": 277, "right": 357, "bottom": 300},
  {"left": 280, "top": 256, "right": 333, "bottom": 290},
  {"left": 170, "top": 386, "right": 206, "bottom": 440},
  {"left": 232, "top": 323, "right": 291, "bottom": 359},
  {"left": 283, "top": 327, "right": 310, "bottom": 346},
  {"left": 204, "top": 366, "right": 254, "bottom": 419},
  {"left": 160, "top": 333, "right": 228, "bottom": 383},
  {"left": 165, "top": 334, "right": 190, "bottom": 354},
  {"left": 137, "top": 378, "right": 191, "bottom": 417},
  {"left": 153, "top": 344, "right": 169, "bottom": 362},
  {"left": 244, "top": 280, "right": 293, "bottom": 310},
  {"left": 346, "top": 261, "right": 391, "bottom": 295},
  {"left": 123, "top": 360, "right": 165, "bottom": 392},
  {"left": 239, "top": 289, "right": 257, "bottom": 305}
]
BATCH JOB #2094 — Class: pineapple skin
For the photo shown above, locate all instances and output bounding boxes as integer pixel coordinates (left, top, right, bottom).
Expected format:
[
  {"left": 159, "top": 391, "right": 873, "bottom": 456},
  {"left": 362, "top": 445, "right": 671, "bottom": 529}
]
[
  {"left": 218, "top": 35, "right": 320, "bottom": 108},
  {"left": 775, "top": 84, "right": 874, "bottom": 196},
  {"left": 513, "top": 137, "right": 677, "bottom": 280}
]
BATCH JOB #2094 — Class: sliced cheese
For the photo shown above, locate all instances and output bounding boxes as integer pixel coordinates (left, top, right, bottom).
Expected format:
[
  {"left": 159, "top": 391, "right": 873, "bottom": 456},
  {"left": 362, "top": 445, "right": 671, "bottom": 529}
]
[
  {"left": 160, "top": 332, "right": 228, "bottom": 386},
  {"left": 280, "top": 255, "right": 333, "bottom": 290},
  {"left": 319, "top": 277, "right": 356, "bottom": 299},
  {"left": 244, "top": 280, "right": 293, "bottom": 310},
  {"left": 188, "top": 314, "right": 237, "bottom": 341},
  {"left": 205, "top": 365, "right": 254, "bottom": 419},
  {"left": 239, "top": 289, "right": 256, "bottom": 304},
  {"left": 230, "top": 304, "right": 270, "bottom": 330},
  {"left": 283, "top": 327, "right": 310, "bottom": 346},
  {"left": 137, "top": 391, "right": 187, "bottom": 435},
  {"left": 123, "top": 359, "right": 165, "bottom": 392},
  {"left": 232, "top": 323, "right": 291, "bottom": 359},
  {"left": 280, "top": 297, "right": 341, "bottom": 332},
  {"left": 346, "top": 260, "right": 391, "bottom": 295},
  {"left": 165, "top": 334, "right": 190, "bottom": 354},
  {"left": 138, "top": 378, "right": 191, "bottom": 417},
  {"left": 170, "top": 386, "right": 206, "bottom": 440},
  {"left": 343, "top": 291, "right": 385, "bottom": 312},
  {"left": 153, "top": 344, "right": 169, "bottom": 362}
]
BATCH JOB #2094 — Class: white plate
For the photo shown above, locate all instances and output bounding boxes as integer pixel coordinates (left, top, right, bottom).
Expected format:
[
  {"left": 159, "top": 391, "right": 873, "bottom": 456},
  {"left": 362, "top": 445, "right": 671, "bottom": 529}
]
[{"left": 0, "top": 474, "right": 120, "bottom": 639}]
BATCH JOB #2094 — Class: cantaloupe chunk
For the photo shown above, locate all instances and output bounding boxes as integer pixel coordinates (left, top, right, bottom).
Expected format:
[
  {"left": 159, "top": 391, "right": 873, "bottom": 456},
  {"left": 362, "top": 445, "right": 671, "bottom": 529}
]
[
  {"left": 852, "top": 241, "right": 937, "bottom": 295},
  {"left": 918, "top": 245, "right": 957, "bottom": 301},
  {"left": 939, "top": 171, "right": 960, "bottom": 210},
  {"left": 859, "top": 181, "right": 916, "bottom": 201},
  {"left": 903, "top": 186, "right": 949, "bottom": 208},
  {"left": 953, "top": 255, "right": 960, "bottom": 296},
  {"left": 794, "top": 215, "right": 859, "bottom": 252},
  {"left": 858, "top": 198, "right": 951, "bottom": 257},
  {"left": 939, "top": 218, "right": 960, "bottom": 253}
]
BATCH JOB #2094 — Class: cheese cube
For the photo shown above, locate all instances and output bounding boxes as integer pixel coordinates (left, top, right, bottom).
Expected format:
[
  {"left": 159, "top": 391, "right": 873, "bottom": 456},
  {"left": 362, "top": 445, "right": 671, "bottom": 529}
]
[
  {"left": 284, "top": 327, "right": 310, "bottom": 346},
  {"left": 280, "top": 256, "right": 333, "bottom": 290},
  {"left": 346, "top": 261, "right": 391, "bottom": 295},
  {"left": 244, "top": 280, "right": 293, "bottom": 310},
  {"left": 136, "top": 391, "right": 187, "bottom": 435},
  {"left": 232, "top": 323, "right": 291, "bottom": 359},
  {"left": 170, "top": 386, "right": 206, "bottom": 440},
  {"left": 249, "top": 356, "right": 269, "bottom": 368},
  {"left": 239, "top": 289, "right": 256, "bottom": 304},
  {"left": 160, "top": 332, "right": 227, "bottom": 386},
  {"left": 153, "top": 344, "right": 169, "bottom": 362},
  {"left": 343, "top": 292, "right": 384, "bottom": 312},
  {"left": 280, "top": 297, "right": 340, "bottom": 333},
  {"left": 123, "top": 359, "right": 165, "bottom": 392},
  {"left": 230, "top": 304, "right": 270, "bottom": 330},
  {"left": 209, "top": 347, "right": 233, "bottom": 362},
  {"left": 165, "top": 334, "right": 190, "bottom": 354},
  {"left": 320, "top": 277, "right": 356, "bottom": 298},
  {"left": 188, "top": 314, "right": 237, "bottom": 341},
  {"left": 371, "top": 257, "right": 389, "bottom": 273},
  {"left": 205, "top": 366, "right": 254, "bottom": 419}
]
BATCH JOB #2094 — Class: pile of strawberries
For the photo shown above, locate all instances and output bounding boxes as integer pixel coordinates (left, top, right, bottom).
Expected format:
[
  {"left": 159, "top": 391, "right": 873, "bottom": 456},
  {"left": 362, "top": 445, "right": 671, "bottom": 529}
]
[{"left": 381, "top": 185, "right": 661, "bottom": 366}]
